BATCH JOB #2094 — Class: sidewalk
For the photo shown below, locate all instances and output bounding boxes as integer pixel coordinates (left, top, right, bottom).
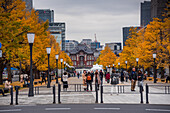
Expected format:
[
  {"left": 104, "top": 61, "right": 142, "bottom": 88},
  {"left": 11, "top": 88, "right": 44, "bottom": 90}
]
[{"left": 0, "top": 77, "right": 170, "bottom": 105}]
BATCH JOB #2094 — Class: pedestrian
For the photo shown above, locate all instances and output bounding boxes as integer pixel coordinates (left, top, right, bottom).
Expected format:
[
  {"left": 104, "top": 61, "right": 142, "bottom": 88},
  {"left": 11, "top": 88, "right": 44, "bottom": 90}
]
[
  {"left": 138, "top": 70, "right": 144, "bottom": 91},
  {"left": 63, "top": 72, "right": 68, "bottom": 91},
  {"left": 130, "top": 68, "right": 137, "bottom": 91},
  {"left": 120, "top": 70, "right": 125, "bottom": 83},
  {"left": 91, "top": 70, "right": 94, "bottom": 83},
  {"left": 86, "top": 71, "right": 92, "bottom": 91},
  {"left": 41, "top": 72, "right": 46, "bottom": 84},
  {"left": 95, "top": 70, "right": 101, "bottom": 90},
  {"left": 99, "top": 70, "right": 104, "bottom": 84},
  {"left": 77, "top": 72, "right": 80, "bottom": 79},
  {"left": 82, "top": 70, "right": 87, "bottom": 91},
  {"left": 124, "top": 69, "right": 129, "bottom": 82},
  {"left": 106, "top": 72, "right": 110, "bottom": 83},
  {"left": 110, "top": 69, "right": 119, "bottom": 94}
]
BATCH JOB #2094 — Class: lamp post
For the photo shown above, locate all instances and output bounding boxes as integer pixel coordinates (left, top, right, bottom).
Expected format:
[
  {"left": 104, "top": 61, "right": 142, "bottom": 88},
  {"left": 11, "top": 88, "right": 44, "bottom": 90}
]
[
  {"left": 112, "top": 64, "right": 114, "bottom": 70},
  {"left": 118, "top": 62, "right": 120, "bottom": 73},
  {"left": 55, "top": 54, "right": 59, "bottom": 84},
  {"left": 60, "top": 59, "right": 63, "bottom": 82},
  {"left": 153, "top": 53, "right": 157, "bottom": 83},
  {"left": 136, "top": 58, "right": 139, "bottom": 72},
  {"left": 106, "top": 66, "right": 108, "bottom": 73},
  {"left": 46, "top": 47, "right": 51, "bottom": 88},
  {"left": 27, "top": 33, "right": 35, "bottom": 97},
  {"left": 64, "top": 61, "right": 66, "bottom": 71},
  {"left": 125, "top": 61, "right": 127, "bottom": 70}
]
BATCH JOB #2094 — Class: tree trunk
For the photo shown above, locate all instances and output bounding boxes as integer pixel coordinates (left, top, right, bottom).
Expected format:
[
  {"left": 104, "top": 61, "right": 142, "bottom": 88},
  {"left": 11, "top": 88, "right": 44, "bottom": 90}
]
[
  {"left": 147, "top": 67, "right": 150, "bottom": 77},
  {"left": 7, "top": 60, "right": 12, "bottom": 82},
  {"left": 0, "top": 68, "right": 4, "bottom": 85}
]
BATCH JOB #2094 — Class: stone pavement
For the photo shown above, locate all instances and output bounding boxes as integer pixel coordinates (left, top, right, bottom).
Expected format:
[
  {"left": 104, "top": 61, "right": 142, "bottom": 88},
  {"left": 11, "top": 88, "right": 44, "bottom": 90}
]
[{"left": 0, "top": 77, "right": 170, "bottom": 105}]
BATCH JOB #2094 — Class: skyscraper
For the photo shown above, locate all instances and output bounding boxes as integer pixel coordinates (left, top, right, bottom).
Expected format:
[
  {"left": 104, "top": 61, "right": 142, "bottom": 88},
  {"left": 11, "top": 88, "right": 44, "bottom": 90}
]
[
  {"left": 122, "top": 26, "right": 142, "bottom": 47},
  {"left": 35, "top": 9, "right": 54, "bottom": 23},
  {"left": 151, "top": 0, "right": 168, "bottom": 20},
  {"left": 140, "top": 1, "right": 151, "bottom": 26},
  {"left": 48, "top": 22, "right": 66, "bottom": 51}
]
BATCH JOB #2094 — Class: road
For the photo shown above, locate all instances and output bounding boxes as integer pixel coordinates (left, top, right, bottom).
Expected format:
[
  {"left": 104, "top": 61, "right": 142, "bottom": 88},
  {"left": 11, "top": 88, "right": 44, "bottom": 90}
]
[{"left": 0, "top": 104, "right": 170, "bottom": 113}]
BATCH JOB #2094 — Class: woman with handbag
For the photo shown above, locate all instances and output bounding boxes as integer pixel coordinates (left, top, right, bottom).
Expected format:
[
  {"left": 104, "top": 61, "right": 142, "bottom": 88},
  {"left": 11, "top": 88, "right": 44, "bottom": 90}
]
[{"left": 63, "top": 72, "right": 68, "bottom": 91}]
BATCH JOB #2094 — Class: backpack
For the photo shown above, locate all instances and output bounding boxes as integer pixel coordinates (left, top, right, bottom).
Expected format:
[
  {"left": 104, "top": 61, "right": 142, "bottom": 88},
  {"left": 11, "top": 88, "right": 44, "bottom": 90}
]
[{"left": 87, "top": 75, "right": 91, "bottom": 81}]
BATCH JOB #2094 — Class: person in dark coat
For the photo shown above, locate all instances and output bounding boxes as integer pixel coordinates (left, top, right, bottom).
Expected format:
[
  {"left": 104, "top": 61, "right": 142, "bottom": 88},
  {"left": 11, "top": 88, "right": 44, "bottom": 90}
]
[
  {"left": 91, "top": 70, "right": 94, "bottom": 83},
  {"left": 99, "top": 70, "right": 104, "bottom": 84},
  {"left": 129, "top": 68, "right": 137, "bottom": 91},
  {"left": 120, "top": 70, "right": 125, "bottom": 83},
  {"left": 138, "top": 70, "right": 144, "bottom": 91}
]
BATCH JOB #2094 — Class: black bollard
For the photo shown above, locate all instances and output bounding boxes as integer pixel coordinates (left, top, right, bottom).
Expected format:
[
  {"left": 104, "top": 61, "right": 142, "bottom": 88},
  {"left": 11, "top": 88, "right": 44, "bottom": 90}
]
[
  {"left": 100, "top": 85, "right": 103, "bottom": 103},
  {"left": 95, "top": 83, "right": 98, "bottom": 103},
  {"left": 58, "top": 84, "right": 61, "bottom": 104},
  {"left": 16, "top": 86, "right": 19, "bottom": 105},
  {"left": 10, "top": 86, "right": 13, "bottom": 105},
  {"left": 140, "top": 86, "right": 143, "bottom": 103},
  {"left": 146, "top": 84, "right": 149, "bottom": 104},
  {"left": 53, "top": 85, "right": 56, "bottom": 104}
]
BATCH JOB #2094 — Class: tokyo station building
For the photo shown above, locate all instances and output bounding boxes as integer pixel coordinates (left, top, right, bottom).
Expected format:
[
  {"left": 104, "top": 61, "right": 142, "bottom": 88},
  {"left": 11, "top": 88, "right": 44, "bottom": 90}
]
[{"left": 68, "top": 44, "right": 95, "bottom": 69}]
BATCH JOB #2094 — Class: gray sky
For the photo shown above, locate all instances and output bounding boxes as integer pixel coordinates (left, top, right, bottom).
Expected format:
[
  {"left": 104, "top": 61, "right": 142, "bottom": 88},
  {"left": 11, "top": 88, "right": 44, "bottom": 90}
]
[{"left": 33, "top": 0, "right": 146, "bottom": 45}]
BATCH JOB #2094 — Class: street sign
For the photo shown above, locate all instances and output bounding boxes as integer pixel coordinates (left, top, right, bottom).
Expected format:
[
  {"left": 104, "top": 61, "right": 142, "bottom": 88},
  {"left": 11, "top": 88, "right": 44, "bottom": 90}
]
[
  {"left": 0, "top": 43, "right": 2, "bottom": 48},
  {"left": 0, "top": 50, "right": 2, "bottom": 57}
]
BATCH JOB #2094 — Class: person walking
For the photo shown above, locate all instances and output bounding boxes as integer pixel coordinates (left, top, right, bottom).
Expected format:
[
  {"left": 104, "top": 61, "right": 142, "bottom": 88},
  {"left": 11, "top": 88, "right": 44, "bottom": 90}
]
[
  {"left": 63, "top": 72, "right": 68, "bottom": 91},
  {"left": 120, "top": 70, "right": 125, "bottom": 83},
  {"left": 41, "top": 72, "right": 46, "bottom": 84},
  {"left": 99, "top": 70, "right": 104, "bottom": 84},
  {"left": 110, "top": 69, "right": 119, "bottom": 95},
  {"left": 124, "top": 70, "right": 129, "bottom": 82},
  {"left": 130, "top": 68, "right": 137, "bottom": 91},
  {"left": 106, "top": 72, "right": 110, "bottom": 83},
  {"left": 82, "top": 70, "right": 87, "bottom": 91},
  {"left": 95, "top": 70, "right": 101, "bottom": 90},
  {"left": 77, "top": 72, "right": 80, "bottom": 79},
  {"left": 86, "top": 71, "right": 92, "bottom": 91},
  {"left": 91, "top": 70, "right": 94, "bottom": 83},
  {"left": 138, "top": 70, "right": 144, "bottom": 91}
]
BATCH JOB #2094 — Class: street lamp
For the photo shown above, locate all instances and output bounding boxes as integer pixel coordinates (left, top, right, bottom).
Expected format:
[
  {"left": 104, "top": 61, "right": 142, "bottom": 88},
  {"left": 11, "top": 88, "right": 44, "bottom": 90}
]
[
  {"left": 106, "top": 66, "right": 108, "bottom": 72},
  {"left": 46, "top": 47, "right": 51, "bottom": 88},
  {"left": 64, "top": 61, "right": 66, "bottom": 71},
  {"left": 136, "top": 58, "right": 139, "bottom": 72},
  {"left": 125, "top": 61, "right": 127, "bottom": 70},
  {"left": 55, "top": 54, "right": 59, "bottom": 84},
  {"left": 112, "top": 64, "right": 114, "bottom": 70},
  {"left": 153, "top": 53, "right": 157, "bottom": 83},
  {"left": 118, "top": 62, "right": 120, "bottom": 72},
  {"left": 27, "top": 33, "right": 35, "bottom": 97},
  {"left": 60, "top": 58, "right": 63, "bottom": 82}
]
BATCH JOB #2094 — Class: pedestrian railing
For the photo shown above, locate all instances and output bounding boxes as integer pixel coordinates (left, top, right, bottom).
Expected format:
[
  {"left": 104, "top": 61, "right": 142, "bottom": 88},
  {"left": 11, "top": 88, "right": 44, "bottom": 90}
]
[
  {"left": 145, "top": 84, "right": 170, "bottom": 104},
  {"left": 10, "top": 85, "right": 56, "bottom": 105},
  {"left": 58, "top": 83, "right": 99, "bottom": 103},
  {"left": 101, "top": 84, "right": 144, "bottom": 103}
]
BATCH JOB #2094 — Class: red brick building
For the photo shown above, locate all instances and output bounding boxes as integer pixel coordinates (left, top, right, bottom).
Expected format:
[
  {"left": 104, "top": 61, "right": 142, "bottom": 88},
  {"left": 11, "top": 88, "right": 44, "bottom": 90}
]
[{"left": 69, "top": 44, "right": 95, "bottom": 69}]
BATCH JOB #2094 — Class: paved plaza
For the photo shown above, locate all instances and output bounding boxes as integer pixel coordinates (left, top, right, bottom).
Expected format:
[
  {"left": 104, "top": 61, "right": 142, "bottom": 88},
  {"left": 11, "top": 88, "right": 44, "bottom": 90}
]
[{"left": 0, "top": 77, "right": 170, "bottom": 105}]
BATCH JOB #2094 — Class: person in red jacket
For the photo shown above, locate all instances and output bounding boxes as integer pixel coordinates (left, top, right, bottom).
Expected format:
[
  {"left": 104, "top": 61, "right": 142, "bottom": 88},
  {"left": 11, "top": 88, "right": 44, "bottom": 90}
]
[{"left": 106, "top": 72, "right": 110, "bottom": 83}]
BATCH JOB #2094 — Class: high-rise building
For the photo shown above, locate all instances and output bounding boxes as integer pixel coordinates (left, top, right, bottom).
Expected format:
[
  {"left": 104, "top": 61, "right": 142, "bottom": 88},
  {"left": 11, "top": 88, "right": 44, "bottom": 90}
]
[
  {"left": 141, "top": 1, "right": 151, "bottom": 26},
  {"left": 122, "top": 26, "right": 142, "bottom": 47},
  {"left": 105, "top": 42, "right": 122, "bottom": 56},
  {"left": 22, "top": 0, "right": 33, "bottom": 12},
  {"left": 151, "top": 0, "right": 168, "bottom": 20},
  {"left": 48, "top": 23, "right": 66, "bottom": 51},
  {"left": 65, "top": 40, "right": 79, "bottom": 51},
  {"left": 35, "top": 9, "right": 54, "bottom": 23}
]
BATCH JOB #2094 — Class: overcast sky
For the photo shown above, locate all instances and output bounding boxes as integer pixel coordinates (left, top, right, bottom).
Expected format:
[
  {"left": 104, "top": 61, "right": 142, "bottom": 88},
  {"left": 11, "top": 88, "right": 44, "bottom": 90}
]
[{"left": 33, "top": 0, "right": 146, "bottom": 45}]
